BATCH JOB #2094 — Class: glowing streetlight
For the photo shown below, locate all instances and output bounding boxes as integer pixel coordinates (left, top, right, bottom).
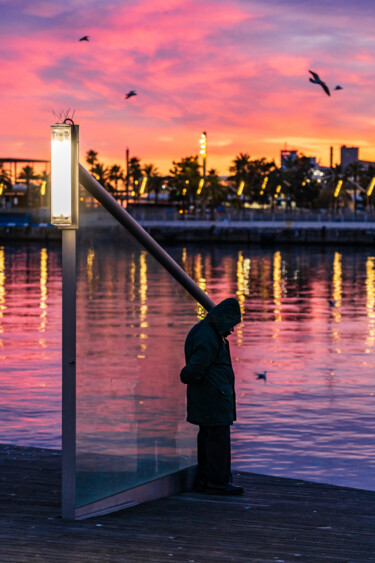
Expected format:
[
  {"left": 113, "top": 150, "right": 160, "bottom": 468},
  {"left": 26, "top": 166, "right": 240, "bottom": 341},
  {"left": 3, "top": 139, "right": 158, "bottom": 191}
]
[
  {"left": 139, "top": 176, "right": 148, "bottom": 195},
  {"left": 259, "top": 176, "right": 268, "bottom": 196},
  {"left": 51, "top": 121, "right": 79, "bottom": 228},
  {"left": 237, "top": 180, "right": 245, "bottom": 196},
  {"left": 367, "top": 177, "right": 375, "bottom": 197},
  {"left": 334, "top": 179, "right": 343, "bottom": 198},
  {"left": 197, "top": 178, "right": 204, "bottom": 195}
]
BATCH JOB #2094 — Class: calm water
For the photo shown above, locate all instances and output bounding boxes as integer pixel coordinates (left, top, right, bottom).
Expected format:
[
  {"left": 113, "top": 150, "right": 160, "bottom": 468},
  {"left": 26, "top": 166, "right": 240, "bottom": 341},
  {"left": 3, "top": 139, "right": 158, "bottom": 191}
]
[{"left": 0, "top": 241, "right": 374, "bottom": 491}]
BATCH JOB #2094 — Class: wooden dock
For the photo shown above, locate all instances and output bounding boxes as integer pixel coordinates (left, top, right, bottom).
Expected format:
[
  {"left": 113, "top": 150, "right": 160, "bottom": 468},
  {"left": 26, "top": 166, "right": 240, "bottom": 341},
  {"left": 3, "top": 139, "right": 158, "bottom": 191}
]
[{"left": 1, "top": 444, "right": 374, "bottom": 562}]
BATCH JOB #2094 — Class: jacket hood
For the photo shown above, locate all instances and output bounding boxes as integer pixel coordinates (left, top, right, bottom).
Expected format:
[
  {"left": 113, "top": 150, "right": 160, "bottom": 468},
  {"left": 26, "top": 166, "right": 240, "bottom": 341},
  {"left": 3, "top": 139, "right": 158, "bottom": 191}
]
[{"left": 204, "top": 298, "right": 241, "bottom": 335}]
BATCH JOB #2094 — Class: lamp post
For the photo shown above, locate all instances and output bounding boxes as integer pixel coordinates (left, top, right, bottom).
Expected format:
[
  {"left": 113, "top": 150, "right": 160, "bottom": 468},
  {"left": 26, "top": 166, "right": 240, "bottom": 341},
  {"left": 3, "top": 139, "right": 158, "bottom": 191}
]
[{"left": 51, "top": 119, "right": 79, "bottom": 520}]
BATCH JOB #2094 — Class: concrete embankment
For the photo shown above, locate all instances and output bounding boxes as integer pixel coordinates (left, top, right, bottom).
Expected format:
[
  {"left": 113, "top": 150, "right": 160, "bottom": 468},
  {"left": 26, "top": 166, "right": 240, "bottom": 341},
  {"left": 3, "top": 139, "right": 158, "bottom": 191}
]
[{"left": 2, "top": 213, "right": 375, "bottom": 244}]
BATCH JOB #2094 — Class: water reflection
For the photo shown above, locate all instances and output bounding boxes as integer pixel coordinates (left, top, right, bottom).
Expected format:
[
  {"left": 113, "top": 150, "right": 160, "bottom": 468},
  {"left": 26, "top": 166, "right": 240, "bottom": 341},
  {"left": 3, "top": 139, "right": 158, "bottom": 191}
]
[
  {"left": 0, "top": 242, "right": 374, "bottom": 493},
  {"left": 366, "top": 257, "right": 375, "bottom": 353},
  {"left": 0, "top": 247, "right": 5, "bottom": 339}
]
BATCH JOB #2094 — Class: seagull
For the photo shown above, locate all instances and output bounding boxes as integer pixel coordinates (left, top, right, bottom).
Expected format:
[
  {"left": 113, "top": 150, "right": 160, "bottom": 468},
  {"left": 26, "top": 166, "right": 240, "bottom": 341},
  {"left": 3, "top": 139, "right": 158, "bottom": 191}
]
[
  {"left": 79, "top": 36, "right": 89, "bottom": 41},
  {"left": 308, "top": 70, "right": 330, "bottom": 96},
  {"left": 125, "top": 90, "right": 137, "bottom": 99},
  {"left": 256, "top": 371, "right": 267, "bottom": 382},
  {"left": 334, "top": 85, "right": 343, "bottom": 90}
]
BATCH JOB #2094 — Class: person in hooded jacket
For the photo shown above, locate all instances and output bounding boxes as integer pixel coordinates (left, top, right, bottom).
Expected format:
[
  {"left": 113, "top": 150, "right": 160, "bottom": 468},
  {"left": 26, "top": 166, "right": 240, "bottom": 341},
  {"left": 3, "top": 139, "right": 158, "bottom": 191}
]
[{"left": 180, "top": 297, "right": 244, "bottom": 495}]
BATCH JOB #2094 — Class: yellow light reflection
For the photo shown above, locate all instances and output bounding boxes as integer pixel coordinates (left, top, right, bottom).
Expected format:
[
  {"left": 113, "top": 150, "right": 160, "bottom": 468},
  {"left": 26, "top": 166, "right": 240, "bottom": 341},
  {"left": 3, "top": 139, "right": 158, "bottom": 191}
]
[
  {"left": 273, "top": 251, "right": 282, "bottom": 325},
  {"left": 139, "top": 251, "right": 148, "bottom": 328},
  {"left": 332, "top": 252, "right": 342, "bottom": 324},
  {"left": 366, "top": 257, "right": 375, "bottom": 352},
  {"left": 38, "top": 248, "right": 48, "bottom": 346},
  {"left": 139, "top": 252, "right": 148, "bottom": 358},
  {"left": 236, "top": 251, "right": 248, "bottom": 345},
  {"left": 130, "top": 253, "right": 136, "bottom": 302},
  {"left": 194, "top": 253, "right": 206, "bottom": 319},
  {"left": 0, "top": 247, "right": 5, "bottom": 338},
  {"left": 86, "top": 248, "right": 95, "bottom": 299},
  {"left": 181, "top": 247, "right": 187, "bottom": 268}
]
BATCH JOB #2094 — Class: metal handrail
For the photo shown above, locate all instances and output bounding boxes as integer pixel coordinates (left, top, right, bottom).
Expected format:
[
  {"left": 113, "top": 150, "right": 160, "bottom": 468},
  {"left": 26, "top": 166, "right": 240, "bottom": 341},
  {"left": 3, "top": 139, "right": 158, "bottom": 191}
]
[{"left": 79, "top": 164, "right": 215, "bottom": 312}]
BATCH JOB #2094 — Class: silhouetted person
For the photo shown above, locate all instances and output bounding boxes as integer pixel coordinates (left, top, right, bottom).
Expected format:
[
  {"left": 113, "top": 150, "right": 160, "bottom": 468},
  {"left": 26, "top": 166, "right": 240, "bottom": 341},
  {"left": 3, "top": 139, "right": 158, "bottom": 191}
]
[{"left": 180, "top": 298, "right": 243, "bottom": 495}]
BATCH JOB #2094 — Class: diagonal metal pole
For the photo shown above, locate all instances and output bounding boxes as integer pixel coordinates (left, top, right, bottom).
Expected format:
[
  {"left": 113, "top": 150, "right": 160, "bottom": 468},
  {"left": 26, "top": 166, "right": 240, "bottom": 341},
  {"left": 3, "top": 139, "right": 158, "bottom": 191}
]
[{"left": 79, "top": 164, "right": 215, "bottom": 312}]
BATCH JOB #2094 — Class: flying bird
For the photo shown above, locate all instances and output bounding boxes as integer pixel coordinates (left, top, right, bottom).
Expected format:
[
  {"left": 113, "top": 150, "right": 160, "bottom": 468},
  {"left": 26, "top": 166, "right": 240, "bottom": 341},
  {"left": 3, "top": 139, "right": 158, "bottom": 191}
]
[
  {"left": 79, "top": 36, "right": 89, "bottom": 41},
  {"left": 308, "top": 70, "right": 330, "bottom": 96},
  {"left": 256, "top": 371, "right": 267, "bottom": 382},
  {"left": 125, "top": 90, "right": 137, "bottom": 99},
  {"left": 334, "top": 85, "right": 343, "bottom": 90},
  {"left": 328, "top": 299, "right": 337, "bottom": 307}
]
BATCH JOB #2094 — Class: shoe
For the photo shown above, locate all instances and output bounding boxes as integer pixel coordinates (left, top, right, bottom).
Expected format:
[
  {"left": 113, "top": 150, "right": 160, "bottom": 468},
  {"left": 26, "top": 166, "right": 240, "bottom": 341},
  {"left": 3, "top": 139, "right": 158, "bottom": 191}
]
[{"left": 205, "top": 482, "right": 244, "bottom": 495}]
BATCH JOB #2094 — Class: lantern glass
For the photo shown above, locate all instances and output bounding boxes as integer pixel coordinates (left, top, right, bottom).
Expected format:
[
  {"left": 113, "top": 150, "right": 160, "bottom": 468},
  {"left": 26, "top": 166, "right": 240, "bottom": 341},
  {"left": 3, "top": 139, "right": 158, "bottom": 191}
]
[{"left": 51, "top": 124, "right": 78, "bottom": 227}]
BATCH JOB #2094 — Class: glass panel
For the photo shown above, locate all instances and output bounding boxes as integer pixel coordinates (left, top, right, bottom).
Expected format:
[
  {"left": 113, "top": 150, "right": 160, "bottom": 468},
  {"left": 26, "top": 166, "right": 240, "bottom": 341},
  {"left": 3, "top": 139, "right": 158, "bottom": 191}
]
[{"left": 76, "top": 203, "right": 199, "bottom": 508}]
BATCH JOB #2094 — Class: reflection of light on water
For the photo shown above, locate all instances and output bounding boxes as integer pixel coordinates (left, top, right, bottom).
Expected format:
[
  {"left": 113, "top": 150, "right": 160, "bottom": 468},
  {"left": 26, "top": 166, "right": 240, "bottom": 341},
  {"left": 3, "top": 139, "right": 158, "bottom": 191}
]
[
  {"left": 181, "top": 247, "right": 187, "bottom": 268},
  {"left": 130, "top": 252, "right": 136, "bottom": 302},
  {"left": 39, "top": 248, "right": 48, "bottom": 346},
  {"left": 86, "top": 248, "right": 95, "bottom": 299},
  {"left": 332, "top": 252, "right": 342, "bottom": 324},
  {"left": 0, "top": 247, "right": 5, "bottom": 339},
  {"left": 330, "top": 252, "right": 342, "bottom": 352},
  {"left": 365, "top": 257, "right": 375, "bottom": 353},
  {"left": 273, "top": 251, "right": 282, "bottom": 325},
  {"left": 194, "top": 253, "right": 206, "bottom": 319},
  {"left": 236, "top": 251, "right": 248, "bottom": 345},
  {"left": 139, "top": 251, "right": 148, "bottom": 357}
]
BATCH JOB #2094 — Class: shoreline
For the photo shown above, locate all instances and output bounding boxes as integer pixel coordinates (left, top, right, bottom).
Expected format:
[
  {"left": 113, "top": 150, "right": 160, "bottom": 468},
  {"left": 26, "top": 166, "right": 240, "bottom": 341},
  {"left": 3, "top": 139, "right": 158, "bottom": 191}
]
[{"left": 1, "top": 219, "right": 375, "bottom": 245}]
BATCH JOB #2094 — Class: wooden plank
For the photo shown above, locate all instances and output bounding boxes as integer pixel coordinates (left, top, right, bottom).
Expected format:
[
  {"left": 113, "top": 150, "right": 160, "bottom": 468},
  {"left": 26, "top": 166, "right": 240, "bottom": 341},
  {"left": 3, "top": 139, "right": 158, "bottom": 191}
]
[{"left": 0, "top": 444, "right": 374, "bottom": 561}]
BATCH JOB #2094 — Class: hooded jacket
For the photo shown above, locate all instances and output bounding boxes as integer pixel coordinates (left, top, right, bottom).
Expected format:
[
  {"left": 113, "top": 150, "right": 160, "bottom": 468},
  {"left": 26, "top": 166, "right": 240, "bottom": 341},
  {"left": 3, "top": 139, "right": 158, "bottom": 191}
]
[{"left": 180, "top": 298, "right": 241, "bottom": 426}]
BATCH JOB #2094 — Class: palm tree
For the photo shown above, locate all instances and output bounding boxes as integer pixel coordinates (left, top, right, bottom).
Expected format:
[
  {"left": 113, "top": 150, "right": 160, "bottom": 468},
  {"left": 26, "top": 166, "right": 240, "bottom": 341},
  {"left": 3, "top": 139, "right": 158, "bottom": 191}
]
[
  {"left": 200, "top": 168, "right": 227, "bottom": 217},
  {"left": 18, "top": 165, "right": 40, "bottom": 207},
  {"left": 228, "top": 153, "right": 276, "bottom": 206},
  {"left": 169, "top": 156, "right": 201, "bottom": 208},
  {"left": 108, "top": 164, "right": 124, "bottom": 194},
  {"left": 0, "top": 164, "right": 12, "bottom": 190},
  {"left": 90, "top": 162, "right": 109, "bottom": 189},
  {"left": 143, "top": 163, "right": 163, "bottom": 204},
  {"left": 86, "top": 150, "right": 99, "bottom": 170}
]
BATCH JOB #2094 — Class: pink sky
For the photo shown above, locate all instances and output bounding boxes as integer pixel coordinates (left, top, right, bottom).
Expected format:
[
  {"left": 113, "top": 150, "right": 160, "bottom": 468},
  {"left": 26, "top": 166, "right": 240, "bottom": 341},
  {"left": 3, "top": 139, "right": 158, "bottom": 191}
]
[{"left": 1, "top": 0, "right": 375, "bottom": 174}]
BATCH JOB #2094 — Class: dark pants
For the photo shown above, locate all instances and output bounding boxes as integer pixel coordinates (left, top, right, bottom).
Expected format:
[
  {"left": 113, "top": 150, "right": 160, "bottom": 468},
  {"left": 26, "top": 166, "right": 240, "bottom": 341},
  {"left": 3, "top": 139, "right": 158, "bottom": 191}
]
[{"left": 197, "top": 425, "right": 231, "bottom": 486}]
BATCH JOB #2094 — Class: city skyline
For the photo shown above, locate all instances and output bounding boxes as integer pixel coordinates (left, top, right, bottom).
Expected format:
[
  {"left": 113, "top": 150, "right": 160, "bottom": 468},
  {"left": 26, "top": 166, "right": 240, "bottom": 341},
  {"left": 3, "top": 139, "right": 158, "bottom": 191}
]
[{"left": 1, "top": 0, "right": 375, "bottom": 174}]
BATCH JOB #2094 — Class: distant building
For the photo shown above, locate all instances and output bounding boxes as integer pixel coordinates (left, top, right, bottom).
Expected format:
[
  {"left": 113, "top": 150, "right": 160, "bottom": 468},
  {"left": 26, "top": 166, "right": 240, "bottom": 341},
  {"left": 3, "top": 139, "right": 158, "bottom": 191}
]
[
  {"left": 340, "top": 146, "right": 359, "bottom": 170},
  {"left": 339, "top": 146, "right": 375, "bottom": 172},
  {"left": 280, "top": 149, "right": 317, "bottom": 171},
  {"left": 280, "top": 149, "right": 298, "bottom": 171}
]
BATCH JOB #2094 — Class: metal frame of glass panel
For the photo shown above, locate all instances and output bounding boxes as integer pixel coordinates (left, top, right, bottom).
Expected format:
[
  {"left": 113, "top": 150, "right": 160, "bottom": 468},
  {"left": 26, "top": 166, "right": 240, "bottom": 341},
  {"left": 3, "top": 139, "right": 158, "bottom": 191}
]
[{"left": 61, "top": 165, "right": 214, "bottom": 520}]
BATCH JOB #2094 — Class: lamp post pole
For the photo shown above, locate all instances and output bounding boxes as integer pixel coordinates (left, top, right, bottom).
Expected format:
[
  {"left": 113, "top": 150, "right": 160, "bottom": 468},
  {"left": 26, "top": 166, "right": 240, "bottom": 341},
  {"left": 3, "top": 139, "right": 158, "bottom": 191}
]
[{"left": 51, "top": 120, "right": 79, "bottom": 520}]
